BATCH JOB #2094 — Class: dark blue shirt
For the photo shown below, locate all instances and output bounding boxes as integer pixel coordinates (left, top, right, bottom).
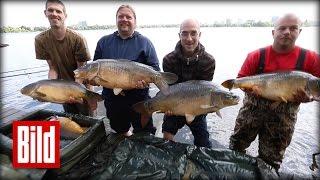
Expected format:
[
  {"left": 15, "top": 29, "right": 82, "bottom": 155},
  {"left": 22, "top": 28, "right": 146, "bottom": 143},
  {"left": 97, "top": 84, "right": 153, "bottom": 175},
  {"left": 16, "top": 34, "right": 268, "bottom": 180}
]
[{"left": 93, "top": 31, "right": 160, "bottom": 103}]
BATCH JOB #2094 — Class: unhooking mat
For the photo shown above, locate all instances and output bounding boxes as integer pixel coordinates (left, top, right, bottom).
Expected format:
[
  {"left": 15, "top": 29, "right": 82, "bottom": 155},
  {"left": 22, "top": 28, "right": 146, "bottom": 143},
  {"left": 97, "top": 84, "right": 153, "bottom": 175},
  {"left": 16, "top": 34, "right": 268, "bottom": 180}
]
[{"left": 50, "top": 133, "right": 278, "bottom": 179}]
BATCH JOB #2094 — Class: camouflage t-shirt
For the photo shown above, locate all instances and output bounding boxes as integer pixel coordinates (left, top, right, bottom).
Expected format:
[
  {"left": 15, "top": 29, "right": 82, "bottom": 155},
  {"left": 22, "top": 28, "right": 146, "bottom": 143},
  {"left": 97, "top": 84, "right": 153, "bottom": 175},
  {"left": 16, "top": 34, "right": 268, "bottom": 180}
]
[{"left": 35, "top": 28, "right": 91, "bottom": 80}]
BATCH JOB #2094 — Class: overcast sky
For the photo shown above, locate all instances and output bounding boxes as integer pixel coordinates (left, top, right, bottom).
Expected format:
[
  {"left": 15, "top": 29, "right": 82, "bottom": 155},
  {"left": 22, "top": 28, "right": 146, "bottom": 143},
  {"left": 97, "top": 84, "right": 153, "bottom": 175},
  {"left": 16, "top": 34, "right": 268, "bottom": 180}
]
[{"left": 2, "top": 1, "right": 318, "bottom": 27}]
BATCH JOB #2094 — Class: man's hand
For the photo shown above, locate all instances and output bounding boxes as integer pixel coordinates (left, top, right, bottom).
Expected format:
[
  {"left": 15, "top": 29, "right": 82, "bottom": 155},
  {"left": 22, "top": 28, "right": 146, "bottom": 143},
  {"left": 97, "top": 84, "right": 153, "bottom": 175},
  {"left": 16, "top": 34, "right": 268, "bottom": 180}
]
[
  {"left": 75, "top": 78, "right": 84, "bottom": 84},
  {"left": 86, "top": 98, "right": 98, "bottom": 111},
  {"left": 293, "top": 89, "right": 312, "bottom": 103},
  {"left": 242, "top": 85, "right": 262, "bottom": 97},
  {"left": 86, "top": 79, "right": 99, "bottom": 86},
  {"left": 135, "top": 80, "right": 149, "bottom": 89},
  {"left": 164, "top": 110, "right": 174, "bottom": 116}
]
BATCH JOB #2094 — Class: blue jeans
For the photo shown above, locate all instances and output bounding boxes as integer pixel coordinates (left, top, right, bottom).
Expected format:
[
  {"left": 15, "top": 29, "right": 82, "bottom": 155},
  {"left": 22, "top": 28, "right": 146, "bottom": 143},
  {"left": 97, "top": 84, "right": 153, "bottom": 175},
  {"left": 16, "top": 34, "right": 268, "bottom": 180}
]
[{"left": 162, "top": 114, "right": 212, "bottom": 148}]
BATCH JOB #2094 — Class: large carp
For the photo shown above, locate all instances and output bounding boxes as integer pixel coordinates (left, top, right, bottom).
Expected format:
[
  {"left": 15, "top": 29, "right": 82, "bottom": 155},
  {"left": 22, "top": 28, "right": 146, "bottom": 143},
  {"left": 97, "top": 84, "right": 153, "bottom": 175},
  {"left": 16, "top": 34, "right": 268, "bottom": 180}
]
[
  {"left": 74, "top": 59, "right": 178, "bottom": 95},
  {"left": 132, "top": 80, "right": 240, "bottom": 124},
  {"left": 20, "top": 79, "right": 103, "bottom": 104},
  {"left": 221, "top": 71, "right": 320, "bottom": 103}
]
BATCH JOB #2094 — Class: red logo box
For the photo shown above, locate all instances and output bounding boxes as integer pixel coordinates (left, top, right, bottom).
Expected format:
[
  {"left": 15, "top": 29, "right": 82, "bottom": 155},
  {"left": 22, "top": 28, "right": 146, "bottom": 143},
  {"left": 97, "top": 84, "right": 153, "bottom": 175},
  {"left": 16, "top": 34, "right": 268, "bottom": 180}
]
[{"left": 12, "top": 121, "right": 60, "bottom": 168}]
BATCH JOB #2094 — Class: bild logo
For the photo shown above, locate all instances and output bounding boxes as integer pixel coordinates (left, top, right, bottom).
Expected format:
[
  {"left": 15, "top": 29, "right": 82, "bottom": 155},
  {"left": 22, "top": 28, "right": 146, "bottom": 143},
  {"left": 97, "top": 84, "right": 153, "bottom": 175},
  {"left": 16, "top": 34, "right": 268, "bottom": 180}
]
[{"left": 12, "top": 121, "right": 60, "bottom": 168}]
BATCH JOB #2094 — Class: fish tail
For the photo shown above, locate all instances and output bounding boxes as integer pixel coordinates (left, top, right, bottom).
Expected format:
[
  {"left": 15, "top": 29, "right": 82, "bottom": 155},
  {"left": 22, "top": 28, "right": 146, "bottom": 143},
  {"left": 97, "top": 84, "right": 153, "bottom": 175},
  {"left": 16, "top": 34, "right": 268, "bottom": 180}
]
[
  {"left": 160, "top": 72, "right": 178, "bottom": 84},
  {"left": 132, "top": 101, "right": 153, "bottom": 116},
  {"left": 86, "top": 90, "right": 104, "bottom": 101},
  {"left": 221, "top": 79, "right": 236, "bottom": 90}
]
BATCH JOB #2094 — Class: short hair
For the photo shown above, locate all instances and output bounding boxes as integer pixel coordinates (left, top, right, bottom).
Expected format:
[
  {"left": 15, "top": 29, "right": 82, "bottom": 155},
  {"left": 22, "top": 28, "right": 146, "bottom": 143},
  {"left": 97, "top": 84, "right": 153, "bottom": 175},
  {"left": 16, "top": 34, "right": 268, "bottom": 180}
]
[
  {"left": 45, "top": 0, "right": 66, "bottom": 13},
  {"left": 116, "top": 5, "right": 136, "bottom": 19}
]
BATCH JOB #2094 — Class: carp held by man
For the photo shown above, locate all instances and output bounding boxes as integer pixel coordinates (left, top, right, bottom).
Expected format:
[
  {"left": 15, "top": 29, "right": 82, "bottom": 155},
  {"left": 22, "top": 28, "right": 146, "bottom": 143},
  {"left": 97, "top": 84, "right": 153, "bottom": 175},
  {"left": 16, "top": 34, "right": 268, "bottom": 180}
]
[
  {"left": 132, "top": 80, "right": 240, "bottom": 124},
  {"left": 74, "top": 59, "right": 178, "bottom": 95},
  {"left": 221, "top": 71, "right": 320, "bottom": 103},
  {"left": 20, "top": 79, "right": 103, "bottom": 104}
]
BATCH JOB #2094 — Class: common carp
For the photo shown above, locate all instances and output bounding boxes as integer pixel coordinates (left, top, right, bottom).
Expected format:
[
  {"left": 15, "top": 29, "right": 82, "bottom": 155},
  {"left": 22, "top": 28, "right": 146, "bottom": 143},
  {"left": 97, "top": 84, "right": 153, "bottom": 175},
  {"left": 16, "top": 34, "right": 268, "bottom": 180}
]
[
  {"left": 132, "top": 80, "right": 240, "bottom": 124},
  {"left": 221, "top": 71, "right": 320, "bottom": 103},
  {"left": 74, "top": 59, "right": 178, "bottom": 95},
  {"left": 20, "top": 79, "right": 103, "bottom": 104},
  {"left": 49, "top": 116, "right": 86, "bottom": 139}
]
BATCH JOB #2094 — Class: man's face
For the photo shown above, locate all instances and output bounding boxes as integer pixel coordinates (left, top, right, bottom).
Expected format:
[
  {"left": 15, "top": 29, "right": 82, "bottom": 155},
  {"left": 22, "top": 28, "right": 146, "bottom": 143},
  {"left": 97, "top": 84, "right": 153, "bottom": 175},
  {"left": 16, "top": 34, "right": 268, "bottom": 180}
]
[
  {"left": 44, "top": 2, "right": 66, "bottom": 28},
  {"left": 116, "top": 8, "right": 136, "bottom": 37},
  {"left": 272, "top": 16, "right": 301, "bottom": 48},
  {"left": 179, "top": 22, "right": 201, "bottom": 55}
]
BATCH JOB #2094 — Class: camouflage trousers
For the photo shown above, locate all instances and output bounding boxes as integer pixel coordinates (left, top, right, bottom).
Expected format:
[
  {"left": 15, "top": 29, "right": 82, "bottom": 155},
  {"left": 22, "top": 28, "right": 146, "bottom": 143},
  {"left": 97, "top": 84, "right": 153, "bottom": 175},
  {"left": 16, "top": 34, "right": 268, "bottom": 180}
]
[{"left": 229, "top": 93, "right": 300, "bottom": 170}]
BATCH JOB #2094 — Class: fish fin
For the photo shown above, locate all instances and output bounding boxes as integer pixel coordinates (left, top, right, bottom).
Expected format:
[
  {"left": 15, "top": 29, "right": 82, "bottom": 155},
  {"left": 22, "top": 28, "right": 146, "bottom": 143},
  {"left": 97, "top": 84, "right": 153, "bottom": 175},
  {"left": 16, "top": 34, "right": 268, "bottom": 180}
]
[
  {"left": 160, "top": 72, "right": 178, "bottom": 84},
  {"left": 270, "top": 101, "right": 281, "bottom": 109},
  {"left": 36, "top": 91, "right": 47, "bottom": 98},
  {"left": 200, "top": 105, "right": 214, "bottom": 109},
  {"left": 221, "top": 79, "right": 235, "bottom": 90},
  {"left": 216, "top": 110, "right": 222, "bottom": 118},
  {"left": 280, "top": 96, "right": 287, "bottom": 103},
  {"left": 85, "top": 90, "right": 104, "bottom": 102},
  {"left": 113, "top": 88, "right": 123, "bottom": 95},
  {"left": 185, "top": 114, "right": 195, "bottom": 124}
]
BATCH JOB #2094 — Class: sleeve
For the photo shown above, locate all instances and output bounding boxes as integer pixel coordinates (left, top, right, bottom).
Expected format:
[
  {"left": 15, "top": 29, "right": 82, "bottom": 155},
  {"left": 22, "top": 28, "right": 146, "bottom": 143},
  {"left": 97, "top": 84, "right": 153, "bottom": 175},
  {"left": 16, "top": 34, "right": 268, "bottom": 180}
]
[
  {"left": 237, "top": 51, "right": 260, "bottom": 78},
  {"left": 34, "top": 37, "right": 50, "bottom": 60},
  {"left": 199, "top": 54, "right": 215, "bottom": 81},
  {"left": 145, "top": 39, "right": 160, "bottom": 71},
  {"left": 162, "top": 55, "right": 175, "bottom": 73},
  {"left": 74, "top": 35, "right": 91, "bottom": 62},
  {"left": 93, "top": 39, "right": 103, "bottom": 61}
]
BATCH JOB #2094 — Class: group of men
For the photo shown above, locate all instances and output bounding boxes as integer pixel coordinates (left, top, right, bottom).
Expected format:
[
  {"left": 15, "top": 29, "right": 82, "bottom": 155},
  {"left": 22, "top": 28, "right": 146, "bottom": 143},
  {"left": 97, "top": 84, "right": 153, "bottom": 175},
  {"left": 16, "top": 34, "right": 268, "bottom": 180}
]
[{"left": 35, "top": 0, "right": 319, "bottom": 172}]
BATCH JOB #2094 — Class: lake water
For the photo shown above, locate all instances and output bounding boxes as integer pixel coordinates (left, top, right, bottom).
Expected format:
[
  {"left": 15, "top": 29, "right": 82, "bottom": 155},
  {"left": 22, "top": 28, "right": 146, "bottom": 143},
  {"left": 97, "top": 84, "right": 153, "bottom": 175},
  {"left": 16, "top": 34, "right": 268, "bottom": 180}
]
[{"left": 1, "top": 27, "right": 319, "bottom": 178}]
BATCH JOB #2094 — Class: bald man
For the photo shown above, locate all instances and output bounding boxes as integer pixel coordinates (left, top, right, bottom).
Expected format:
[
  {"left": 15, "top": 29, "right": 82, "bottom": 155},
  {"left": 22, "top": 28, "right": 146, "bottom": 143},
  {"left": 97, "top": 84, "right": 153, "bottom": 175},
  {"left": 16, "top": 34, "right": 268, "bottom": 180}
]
[
  {"left": 162, "top": 19, "right": 216, "bottom": 148},
  {"left": 229, "top": 13, "right": 320, "bottom": 171}
]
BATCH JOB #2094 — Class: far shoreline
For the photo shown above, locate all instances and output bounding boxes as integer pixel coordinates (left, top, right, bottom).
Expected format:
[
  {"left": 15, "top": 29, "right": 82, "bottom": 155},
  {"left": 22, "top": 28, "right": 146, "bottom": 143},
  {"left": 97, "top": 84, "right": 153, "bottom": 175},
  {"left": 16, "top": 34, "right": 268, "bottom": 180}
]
[{"left": 1, "top": 22, "right": 318, "bottom": 33}]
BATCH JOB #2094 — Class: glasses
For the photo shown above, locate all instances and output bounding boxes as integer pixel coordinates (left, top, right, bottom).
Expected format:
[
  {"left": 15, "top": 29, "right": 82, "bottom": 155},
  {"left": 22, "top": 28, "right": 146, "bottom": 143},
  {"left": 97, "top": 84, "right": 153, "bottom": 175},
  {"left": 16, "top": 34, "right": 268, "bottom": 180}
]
[
  {"left": 179, "top": 31, "right": 199, "bottom": 38},
  {"left": 275, "top": 25, "right": 300, "bottom": 32}
]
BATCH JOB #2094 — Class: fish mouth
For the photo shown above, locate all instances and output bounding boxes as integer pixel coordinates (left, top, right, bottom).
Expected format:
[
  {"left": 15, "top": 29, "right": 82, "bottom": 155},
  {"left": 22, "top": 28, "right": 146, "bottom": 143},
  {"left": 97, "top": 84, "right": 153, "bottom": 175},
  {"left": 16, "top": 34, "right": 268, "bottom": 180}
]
[
  {"left": 230, "top": 95, "right": 240, "bottom": 105},
  {"left": 20, "top": 84, "right": 36, "bottom": 95}
]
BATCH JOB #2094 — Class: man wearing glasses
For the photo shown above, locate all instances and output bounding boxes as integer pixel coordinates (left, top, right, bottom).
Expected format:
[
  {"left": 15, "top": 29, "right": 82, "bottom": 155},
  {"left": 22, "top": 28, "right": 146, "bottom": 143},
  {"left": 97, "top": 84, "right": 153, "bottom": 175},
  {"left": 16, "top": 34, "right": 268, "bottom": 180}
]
[{"left": 162, "top": 19, "right": 216, "bottom": 148}]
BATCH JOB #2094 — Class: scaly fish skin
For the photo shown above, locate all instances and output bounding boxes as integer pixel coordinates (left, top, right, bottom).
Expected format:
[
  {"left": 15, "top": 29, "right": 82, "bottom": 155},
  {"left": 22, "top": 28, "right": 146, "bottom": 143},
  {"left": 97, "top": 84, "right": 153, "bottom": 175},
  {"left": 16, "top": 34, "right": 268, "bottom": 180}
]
[
  {"left": 221, "top": 71, "right": 320, "bottom": 103},
  {"left": 20, "top": 79, "right": 103, "bottom": 104},
  {"left": 74, "top": 59, "right": 178, "bottom": 95},
  {"left": 133, "top": 80, "right": 240, "bottom": 124}
]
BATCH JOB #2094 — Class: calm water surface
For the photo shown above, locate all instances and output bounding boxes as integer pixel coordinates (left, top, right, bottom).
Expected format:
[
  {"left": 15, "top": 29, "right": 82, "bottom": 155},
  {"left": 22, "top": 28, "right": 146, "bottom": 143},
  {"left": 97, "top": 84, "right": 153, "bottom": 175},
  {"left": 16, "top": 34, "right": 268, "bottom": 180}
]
[{"left": 1, "top": 27, "right": 319, "bottom": 178}]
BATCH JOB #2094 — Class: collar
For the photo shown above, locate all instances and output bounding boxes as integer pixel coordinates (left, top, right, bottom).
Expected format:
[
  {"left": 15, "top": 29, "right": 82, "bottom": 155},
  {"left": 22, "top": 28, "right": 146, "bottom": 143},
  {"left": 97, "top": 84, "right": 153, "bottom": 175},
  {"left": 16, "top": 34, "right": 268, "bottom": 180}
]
[
  {"left": 115, "top": 31, "right": 139, "bottom": 39},
  {"left": 174, "top": 41, "right": 205, "bottom": 65}
]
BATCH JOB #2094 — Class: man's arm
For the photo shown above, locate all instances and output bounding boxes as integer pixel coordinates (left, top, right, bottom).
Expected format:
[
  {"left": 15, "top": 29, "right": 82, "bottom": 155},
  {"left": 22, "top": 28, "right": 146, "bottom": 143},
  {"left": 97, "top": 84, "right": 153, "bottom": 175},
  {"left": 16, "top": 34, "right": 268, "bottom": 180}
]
[
  {"left": 145, "top": 40, "right": 160, "bottom": 71},
  {"left": 46, "top": 60, "right": 58, "bottom": 79},
  {"left": 199, "top": 54, "right": 215, "bottom": 81},
  {"left": 76, "top": 61, "right": 94, "bottom": 90},
  {"left": 162, "top": 55, "right": 175, "bottom": 73}
]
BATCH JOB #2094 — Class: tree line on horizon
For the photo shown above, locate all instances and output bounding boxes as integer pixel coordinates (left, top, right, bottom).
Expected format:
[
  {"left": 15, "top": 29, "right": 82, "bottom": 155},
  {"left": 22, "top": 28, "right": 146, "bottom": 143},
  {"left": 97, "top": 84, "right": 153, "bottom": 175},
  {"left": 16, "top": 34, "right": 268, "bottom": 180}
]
[{"left": 0, "top": 19, "right": 317, "bottom": 33}]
